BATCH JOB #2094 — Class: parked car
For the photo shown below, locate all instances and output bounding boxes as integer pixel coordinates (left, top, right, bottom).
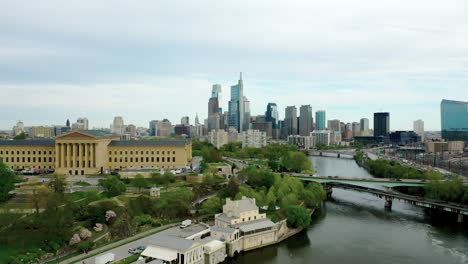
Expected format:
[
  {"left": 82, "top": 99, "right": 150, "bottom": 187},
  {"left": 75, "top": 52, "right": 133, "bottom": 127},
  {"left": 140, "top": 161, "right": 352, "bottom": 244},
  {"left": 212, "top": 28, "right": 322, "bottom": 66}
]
[
  {"left": 128, "top": 248, "right": 139, "bottom": 254},
  {"left": 180, "top": 219, "right": 192, "bottom": 229},
  {"left": 137, "top": 246, "right": 146, "bottom": 251}
]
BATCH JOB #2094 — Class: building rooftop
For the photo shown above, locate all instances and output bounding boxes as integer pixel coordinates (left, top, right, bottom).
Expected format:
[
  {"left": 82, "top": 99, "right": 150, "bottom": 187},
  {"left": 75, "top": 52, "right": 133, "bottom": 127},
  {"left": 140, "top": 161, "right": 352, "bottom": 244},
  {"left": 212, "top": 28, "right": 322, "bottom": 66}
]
[
  {"left": 210, "top": 225, "right": 238, "bottom": 234},
  {"left": 0, "top": 139, "right": 55, "bottom": 147},
  {"left": 232, "top": 218, "right": 275, "bottom": 233},
  {"left": 216, "top": 213, "right": 237, "bottom": 223},
  {"left": 147, "top": 235, "right": 201, "bottom": 252},
  {"left": 234, "top": 198, "right": 258, "bottom": 212},
  {"left": 79, "top": 130, "right": 116, "bottom": 137},
  {"left": 108, "top": 139, "right": 190, "bottom": 147}
]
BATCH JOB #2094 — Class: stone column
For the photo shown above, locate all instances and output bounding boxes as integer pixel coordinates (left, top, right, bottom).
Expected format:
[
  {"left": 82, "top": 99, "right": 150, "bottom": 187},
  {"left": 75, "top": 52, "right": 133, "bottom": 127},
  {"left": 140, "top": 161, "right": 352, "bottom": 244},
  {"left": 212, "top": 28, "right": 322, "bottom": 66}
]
[
  {"left": 78, "top": 143, "right": 83, "bottom": 168},
  {"left": 60, "top": 143, "right": 65, "bottom": 168},
  {"left": 90, "top": 143, "right": 95, "bottom": 168},
  {"left": 66, "top": 143, "right": 71, "bottom": 169},
  {"left": 84, "top": 143, "right": 88, "bottom": 168},
  {"left": 54, "top": 143, "right": 59, "bottom": 169}
]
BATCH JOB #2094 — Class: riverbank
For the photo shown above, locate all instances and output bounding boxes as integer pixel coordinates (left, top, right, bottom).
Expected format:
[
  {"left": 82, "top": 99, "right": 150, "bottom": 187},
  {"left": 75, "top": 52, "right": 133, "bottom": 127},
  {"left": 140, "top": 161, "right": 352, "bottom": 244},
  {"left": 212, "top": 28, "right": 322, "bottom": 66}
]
[{"left": 226, "top": 156, "right": 468, "bottom": 264}]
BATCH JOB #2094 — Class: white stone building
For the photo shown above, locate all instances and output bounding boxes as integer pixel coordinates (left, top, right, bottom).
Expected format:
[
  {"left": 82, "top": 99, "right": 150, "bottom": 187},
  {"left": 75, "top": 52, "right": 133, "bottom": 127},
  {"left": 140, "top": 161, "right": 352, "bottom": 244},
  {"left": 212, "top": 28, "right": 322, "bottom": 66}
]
[
  {"left": 211, "top": 197, "right": 287, "bottom": 257},
  {"left": 311, "top": 130, "right": 332, "bottom": 146},
  {"left": 239, "top": 129, "right": 267, "bottom": 148},
  {"left": 287, "top": 135, "right": 316, "bottom": 149},
  {"left": 208, "top": 130, "right": 228, "bottom": 149}
]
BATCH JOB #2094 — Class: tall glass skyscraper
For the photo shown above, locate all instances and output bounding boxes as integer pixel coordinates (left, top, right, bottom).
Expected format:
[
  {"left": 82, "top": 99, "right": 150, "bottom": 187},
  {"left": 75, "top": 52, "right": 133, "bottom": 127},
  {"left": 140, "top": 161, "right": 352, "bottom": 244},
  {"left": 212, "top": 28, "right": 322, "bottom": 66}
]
[
  {"left": 441, "top": 99, "right": 468, "bottom": 141},
  {"left": 373, "top": 112, "right": 390, "bottom": 137},
  {"left": 228, "top": 73, "right": 245, "bottom": 132},
  {"left": 211, "top": 84, "right": 222, "bottom": 113},
  {"left": 315, "top": 110, "right": 326, "bottom": 130},
  {"left": 266, "top": 103, "right": 279, "bottom": 129}
]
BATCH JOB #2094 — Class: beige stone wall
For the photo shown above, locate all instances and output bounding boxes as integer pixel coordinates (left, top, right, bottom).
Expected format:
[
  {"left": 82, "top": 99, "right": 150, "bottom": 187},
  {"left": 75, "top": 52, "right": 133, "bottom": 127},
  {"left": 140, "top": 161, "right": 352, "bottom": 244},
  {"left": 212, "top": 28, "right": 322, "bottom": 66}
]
[
  {"left": 0, "top": 146, "right": 55, "bottom": 170},
  {"left": 241, "top": 230, "right": 276, "bottom": 251},
  {"left": 107, "top": 145, "right": 190, "bottom": 170}
]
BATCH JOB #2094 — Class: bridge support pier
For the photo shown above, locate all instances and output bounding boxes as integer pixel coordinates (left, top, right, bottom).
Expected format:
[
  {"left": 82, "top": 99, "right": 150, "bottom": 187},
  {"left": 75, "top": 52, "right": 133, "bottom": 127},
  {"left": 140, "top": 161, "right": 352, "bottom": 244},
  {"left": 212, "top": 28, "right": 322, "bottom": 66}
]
[
  {"left": 337, "top": 153, "right": 340, "bottom": 158},
  {"left": 384, "top": 198, "right": 393, "bottom": 210},
  {"left": 457, "top": 214, "right": 463, "bottom": 223}
]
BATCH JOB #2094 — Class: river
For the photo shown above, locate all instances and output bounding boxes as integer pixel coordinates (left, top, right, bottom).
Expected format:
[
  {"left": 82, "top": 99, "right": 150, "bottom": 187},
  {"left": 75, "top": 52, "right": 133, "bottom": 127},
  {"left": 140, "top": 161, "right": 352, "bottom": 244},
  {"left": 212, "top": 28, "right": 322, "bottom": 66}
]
[{"left": 226, "top": 156, "right": 468, "bottom": 264}]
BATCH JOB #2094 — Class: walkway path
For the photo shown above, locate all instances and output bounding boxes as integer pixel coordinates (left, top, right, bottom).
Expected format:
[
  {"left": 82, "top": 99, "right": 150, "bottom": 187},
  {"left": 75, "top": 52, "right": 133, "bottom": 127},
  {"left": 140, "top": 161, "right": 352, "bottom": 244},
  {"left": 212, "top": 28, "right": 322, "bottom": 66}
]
[{"left": 54, "top": 223, "right": 176, "bottom": 264}]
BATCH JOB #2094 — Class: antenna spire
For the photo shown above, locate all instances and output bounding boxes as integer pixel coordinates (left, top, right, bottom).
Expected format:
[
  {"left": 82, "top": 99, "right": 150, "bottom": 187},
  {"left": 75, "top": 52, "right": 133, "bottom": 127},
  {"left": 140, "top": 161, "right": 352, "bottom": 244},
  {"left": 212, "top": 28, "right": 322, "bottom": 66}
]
[{"left": 240, "top": 72, "right": 242, "bottom": 81}]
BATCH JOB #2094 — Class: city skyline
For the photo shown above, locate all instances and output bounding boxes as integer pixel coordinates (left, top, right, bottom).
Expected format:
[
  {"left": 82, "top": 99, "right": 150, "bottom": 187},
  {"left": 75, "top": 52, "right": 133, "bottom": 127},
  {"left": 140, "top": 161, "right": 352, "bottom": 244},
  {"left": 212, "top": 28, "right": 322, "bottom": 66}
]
[{"left": 1, "top": 1, "right": 468, "bottom": 130}]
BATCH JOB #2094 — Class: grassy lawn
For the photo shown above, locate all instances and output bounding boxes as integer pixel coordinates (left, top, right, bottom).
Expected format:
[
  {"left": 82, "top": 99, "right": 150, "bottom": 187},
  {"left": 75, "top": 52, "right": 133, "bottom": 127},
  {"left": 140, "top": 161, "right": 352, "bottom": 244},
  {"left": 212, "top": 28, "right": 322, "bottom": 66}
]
[
  {"left": 208, "top": 162, "right": 229, "bottom": 167},
  {"left": 114, "top": 253, "right": 141, "bottom": 264},
  {"left": 0, "top": 246, "right": 23, "bottom": 263},
  {"left": 74, "top": 181, "right": 92, "bottom": 186}
]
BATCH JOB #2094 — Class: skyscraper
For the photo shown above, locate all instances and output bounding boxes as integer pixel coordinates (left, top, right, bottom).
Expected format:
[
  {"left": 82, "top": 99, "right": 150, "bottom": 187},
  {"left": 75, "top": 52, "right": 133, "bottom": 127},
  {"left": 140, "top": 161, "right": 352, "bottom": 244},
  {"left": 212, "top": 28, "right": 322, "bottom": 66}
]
[
  {"left": 111, "top": 116, "right": 125, "bottom": 135},
  {"left": 211, "top": 84, "right": 222, "bottom": 113},
  {"left": 360, "top": 118, "right": 369, "bottom": 132},
  {"left": 315, "top": 110, "right": 326, "bottom": 130},
  {"left": 284, "top": 106, "right": 298, "bottom": 136},
  {"left": 243, "top": 96, "right": 251, "bottom": 131},
  {"left": 441, "top": 99, "right": 468, "bottom": 141},
  {"left": 181, "top": 116, "right": 190, "bottom": 126},
  {"left": 77, "top": 117, "right": 89, "bottom": 130},
  {"left": 208, "top": 97, "right": 219, "bottom": 116},
  {"left": 299, "top": 105, "right": 313, "bottom": 136},
  {"left": 413, "top": 119, "right": 425, "bottom": 142},
  {"left": 352, "top": 122, "right": 361, "bottom": 137},
  {"left": 228, "top": 73, "right": 245, "bottom": 132},
  {"left": 149, "top": 120, "right": 158, "bottom": 136},
  {"left": 265, "top": 103, "right": 279, "bottom": 129},
  {"left": 327, "top": 119, "right": 340, "bottom": 132},
  {"left": 374, "top": 112, "right": 390, "bottom": 137}
]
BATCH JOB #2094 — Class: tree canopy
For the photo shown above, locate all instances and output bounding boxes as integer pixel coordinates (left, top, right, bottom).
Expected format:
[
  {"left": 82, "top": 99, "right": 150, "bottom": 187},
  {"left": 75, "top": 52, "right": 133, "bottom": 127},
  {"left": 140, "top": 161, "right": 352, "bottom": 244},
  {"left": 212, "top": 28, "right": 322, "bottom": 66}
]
[{"left": 0, "top": 158, "right": 15, "bottom": 202}]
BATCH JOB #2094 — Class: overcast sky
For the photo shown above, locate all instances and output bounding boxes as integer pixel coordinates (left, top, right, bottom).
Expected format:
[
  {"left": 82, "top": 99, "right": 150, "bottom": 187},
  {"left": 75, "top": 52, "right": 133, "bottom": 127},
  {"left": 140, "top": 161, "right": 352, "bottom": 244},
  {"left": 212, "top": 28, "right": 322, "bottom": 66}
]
[{"left": 1, "top": 0, "right": 467, "bottom": 130}]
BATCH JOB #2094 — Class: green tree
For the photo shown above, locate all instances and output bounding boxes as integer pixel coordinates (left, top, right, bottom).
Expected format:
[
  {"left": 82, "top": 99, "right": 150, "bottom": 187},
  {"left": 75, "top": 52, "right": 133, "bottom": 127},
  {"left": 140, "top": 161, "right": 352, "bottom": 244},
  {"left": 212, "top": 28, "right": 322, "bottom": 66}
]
[
  {"left": 154, "top": 188, "right": 194, "bottom": 219},
  {"left": 202, "top": 167, "right": 223, "bottom": 184},
  {"left": 99, "top": 176, "right": 127, "bottom": 197},
  {"left": 78, "top": 241, "right": 95, "bottom": 253},
  {"left": 219, "top": 177, "right": 239, "bottom": 199},
  {"left": 284, "top": 205, "right": 310, "bottom": 228},
  {"left": 132, "top": 174, "right": 149, "bottom": 191},
  {"left": 47, "top": 174, "right": 69, "bottom": 194},
  {"left": 13, "top": 132, "right": 27, "bottom": 140},
  {"left": 27, "top": 181, "right": 50, "bottom": 214},
  {"left": 0, "top": 158, "right": 15, "bottom": 202},
  {"left": 281, "top": 151, "right": 311, "bottom": 172},
  {"left": 163, "top": 171, "right": 176, "bottom": 184},
  {"left": 201, "top": 196, "right": 224, "bottom": 215}
]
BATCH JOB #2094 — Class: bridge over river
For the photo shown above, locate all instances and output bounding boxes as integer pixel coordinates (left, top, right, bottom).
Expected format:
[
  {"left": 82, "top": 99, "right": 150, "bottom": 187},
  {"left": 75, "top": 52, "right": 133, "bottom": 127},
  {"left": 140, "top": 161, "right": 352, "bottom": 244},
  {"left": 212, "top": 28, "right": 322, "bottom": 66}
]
[{"left": 288, "top": 174, "right": 468, "bottom": 222}]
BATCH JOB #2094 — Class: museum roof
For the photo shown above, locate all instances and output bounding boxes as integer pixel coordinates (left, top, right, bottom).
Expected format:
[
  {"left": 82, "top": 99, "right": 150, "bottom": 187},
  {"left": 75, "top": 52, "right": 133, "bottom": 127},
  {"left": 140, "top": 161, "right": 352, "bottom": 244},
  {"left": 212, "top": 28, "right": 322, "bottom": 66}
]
[
  {"left": 108, "top": 139, "right": 190, "bottom": 147},
  {"left": 0, "top": 139, "right": 55, "bottom": 147},
  {"left": 78, "top": 130, "right": 117, "bottom": 137},
  {"left": 232, "top": 218, "right": 276, "bottom": 233}
]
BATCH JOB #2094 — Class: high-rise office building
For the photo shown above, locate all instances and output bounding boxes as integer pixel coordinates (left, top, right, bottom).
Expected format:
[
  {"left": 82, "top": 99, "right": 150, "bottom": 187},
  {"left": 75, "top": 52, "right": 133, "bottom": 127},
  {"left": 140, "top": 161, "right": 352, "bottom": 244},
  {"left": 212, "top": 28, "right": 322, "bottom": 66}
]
[
  {"left": 360, "top": 118, "right": 369, "bottom": 133},
  {"left": 413, "top": 120, "right": 425, "bottom": 142},
  {"left": 126, "top": 124, "right": 137, "bottom": 137},
  {"left": 112, "top": 116, "right": 125, "bottom": 135},
  {"left": 299, "top": 105, "right": 313, "bottom": 136},
  {"left": 149, "top": 120, "right": 158, "bottom": 136},
  {"left": 352, "top": 122, "right": 361, "bottom": 137},
  {"left": 211, "top": 84, "right": 222, "bottom": 113},
  {"left": 265, "top": 103, "right": 279, "bottom": 129},
  {"left": 228, "top": 73, "right": 245, "bottom": 132},
  {"left": 315, "top": 111, "right": 326, "bottom": 130},
  {"left": 441, "top": 99, "right": 468, "bottom": 141},
  {"left": 77, "top": 117, "right": 89, "bottom": 130},
  {"left": 284, "top": 106, "right": 298, "bottom": 136},
  {"left": 327, "top": 119, "right": 340, "bottom": 132},
  {"left": 208, "top": 97, "right": 219, "bottom": 117},
  {"left": 181, "top": 116, "right": 190, "bottom": 126},
  {"left": 374, "top": 112, "right": 390, "bottom": 137},
  {"left": 243, "top": 96, "right": 251, "bottom": 131}
]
